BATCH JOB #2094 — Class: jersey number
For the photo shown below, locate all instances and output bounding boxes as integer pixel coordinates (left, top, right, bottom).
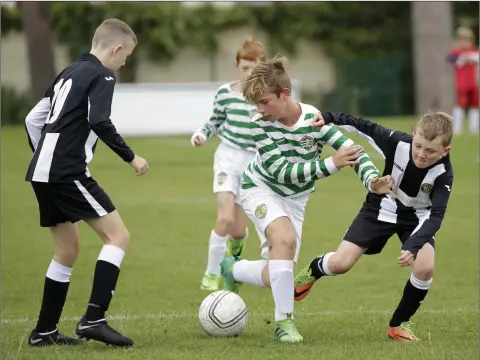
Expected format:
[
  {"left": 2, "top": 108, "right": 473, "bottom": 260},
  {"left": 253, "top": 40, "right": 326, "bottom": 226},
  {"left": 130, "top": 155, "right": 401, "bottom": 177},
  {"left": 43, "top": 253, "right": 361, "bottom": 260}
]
[{"left": 46, "top": 78, "right": 72, "bottom": 124}]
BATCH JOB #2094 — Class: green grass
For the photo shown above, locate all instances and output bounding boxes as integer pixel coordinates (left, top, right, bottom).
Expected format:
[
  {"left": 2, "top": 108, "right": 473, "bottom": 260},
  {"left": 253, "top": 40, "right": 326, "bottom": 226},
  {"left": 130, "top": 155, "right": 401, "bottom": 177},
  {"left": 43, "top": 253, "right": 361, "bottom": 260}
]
[{"left": 1, "top": 117, "right": 478, "bottom": 360}]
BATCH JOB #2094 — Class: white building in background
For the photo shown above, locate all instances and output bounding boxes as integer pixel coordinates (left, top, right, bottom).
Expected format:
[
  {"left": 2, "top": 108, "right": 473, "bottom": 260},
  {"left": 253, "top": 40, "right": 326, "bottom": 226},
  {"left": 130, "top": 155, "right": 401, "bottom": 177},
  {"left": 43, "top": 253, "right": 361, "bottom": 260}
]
[{"left": 1, "top": 14, "right": 336, "bottom": 98}]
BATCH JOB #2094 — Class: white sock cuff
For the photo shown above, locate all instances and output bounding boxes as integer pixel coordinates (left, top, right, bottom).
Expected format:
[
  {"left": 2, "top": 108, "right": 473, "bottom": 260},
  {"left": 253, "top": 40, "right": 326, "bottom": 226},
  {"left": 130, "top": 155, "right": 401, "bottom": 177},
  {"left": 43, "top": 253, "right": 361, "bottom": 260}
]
[
  {"left": 232, "top": 259, "right": 267, "bottom": 287},
  {"left": 46, "top": 260, "right": 73, "bottom": 283},
  {"left": 321, "top": 252, "right": 335, "bottom": 276},
  {"left": 211, "top": 230, "right": 229, "bottom": 242},
  {"left": 410, "top": 273, "right": 432, "bottom": 290},
  {"left": 98, "top": 244, "right": 125, "bottom": 269}
]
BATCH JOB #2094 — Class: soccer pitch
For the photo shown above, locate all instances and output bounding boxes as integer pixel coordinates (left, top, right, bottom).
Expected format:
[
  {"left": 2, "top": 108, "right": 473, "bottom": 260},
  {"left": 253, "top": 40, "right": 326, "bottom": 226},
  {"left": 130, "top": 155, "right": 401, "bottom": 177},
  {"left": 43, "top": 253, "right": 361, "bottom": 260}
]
[{"left": 1, "top": 117, "right": 478, "bottom": 360}]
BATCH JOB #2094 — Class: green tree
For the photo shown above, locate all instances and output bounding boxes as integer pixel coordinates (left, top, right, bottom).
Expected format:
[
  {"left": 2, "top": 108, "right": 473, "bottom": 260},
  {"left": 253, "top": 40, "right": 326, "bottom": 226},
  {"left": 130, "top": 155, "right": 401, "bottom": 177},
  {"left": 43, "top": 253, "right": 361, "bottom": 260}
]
[
  {"left": 1, "top": 4, "right": 22, "bottom": 35},
  {"left": 454, "top": 1, "right": 479, "bottom": 37},
  {"left": 186, "top": 3, "right": 251, "bottom": 80},
  {"left": 2, "top": 2, "right": 479, "bottom": 118}
]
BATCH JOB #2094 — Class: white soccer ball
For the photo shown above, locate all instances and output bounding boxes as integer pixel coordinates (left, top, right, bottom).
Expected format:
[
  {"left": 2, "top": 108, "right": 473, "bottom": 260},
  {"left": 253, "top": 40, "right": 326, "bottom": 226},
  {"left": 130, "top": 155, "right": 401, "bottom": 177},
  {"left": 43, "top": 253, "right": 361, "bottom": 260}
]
[{"left": 198, "top": 290, "right": 248, "bottom": 337}]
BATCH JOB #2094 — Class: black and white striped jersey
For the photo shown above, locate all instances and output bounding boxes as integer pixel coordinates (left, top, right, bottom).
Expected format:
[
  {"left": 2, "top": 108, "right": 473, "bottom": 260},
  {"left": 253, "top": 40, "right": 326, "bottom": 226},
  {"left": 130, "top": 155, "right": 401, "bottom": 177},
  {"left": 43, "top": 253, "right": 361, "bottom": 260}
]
[
  {"left": 321, "top": 112, "right": 454, "bottom": 253},
  {"left": 25, "top": 53, "right": 135, "bottom": 183}
]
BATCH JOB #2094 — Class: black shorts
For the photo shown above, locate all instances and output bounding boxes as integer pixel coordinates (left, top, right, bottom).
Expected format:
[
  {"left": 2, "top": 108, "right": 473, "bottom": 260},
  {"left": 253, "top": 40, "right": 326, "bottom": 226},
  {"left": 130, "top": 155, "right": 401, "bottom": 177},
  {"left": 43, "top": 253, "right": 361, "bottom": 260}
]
[
  {"left": 31, "top": 178, "right": 116, "bottom": 227},
  {"left": 343, "top": 213, "right": 435, "bottom": 255}
]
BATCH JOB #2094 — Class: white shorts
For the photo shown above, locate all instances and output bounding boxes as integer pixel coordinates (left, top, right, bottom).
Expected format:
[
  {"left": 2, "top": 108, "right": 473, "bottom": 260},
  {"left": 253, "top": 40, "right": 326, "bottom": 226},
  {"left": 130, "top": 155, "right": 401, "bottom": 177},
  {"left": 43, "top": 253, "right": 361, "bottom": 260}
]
[
  {"left": 213, "top": 142, "right": 255, "bottom": 199},
  {"left": 239, "top": 185, "right": 309, "bottom": 263}
]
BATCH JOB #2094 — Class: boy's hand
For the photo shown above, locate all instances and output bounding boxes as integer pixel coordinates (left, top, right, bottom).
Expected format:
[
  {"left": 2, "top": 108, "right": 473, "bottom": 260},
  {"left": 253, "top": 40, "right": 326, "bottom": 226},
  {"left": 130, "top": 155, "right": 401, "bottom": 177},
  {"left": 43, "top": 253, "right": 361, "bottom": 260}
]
[
  {"left": 332, "top": 145, "right": 363, "bottom": 169},
  {"left": 129, "top": 155, "right": 149, "bottom": 176},
  {"left": 369, "top": 175, "right": 395, "bottom": 196},
  {"left": 191, "top": 132, "right": 206, "bottom": 147},
  {"left": 398, "top": 250, "right": 415, "bottom": 267},
  {"left": 311, "top": 113, "right": 325, "bottom": 128}
]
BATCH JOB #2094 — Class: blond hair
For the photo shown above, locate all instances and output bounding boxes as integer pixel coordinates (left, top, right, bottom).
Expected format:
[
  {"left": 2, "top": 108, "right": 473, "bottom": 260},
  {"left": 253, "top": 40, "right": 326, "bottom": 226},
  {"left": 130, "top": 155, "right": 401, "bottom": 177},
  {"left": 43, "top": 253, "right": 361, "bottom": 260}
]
[
  {"left": 243, "top": 56, "right": 292, "bottom": 103},
  {"left": 236, "top": 38, "right": 266, "bottom": 64},
  {"left": 456, "top": 26, "right": 475, "bottom": 40},
  {"left": 92, "top": 18, "right": 137, "bottom": 48},
  {"left": 414, "top": 111, "right": 453, "bottom": 146}
]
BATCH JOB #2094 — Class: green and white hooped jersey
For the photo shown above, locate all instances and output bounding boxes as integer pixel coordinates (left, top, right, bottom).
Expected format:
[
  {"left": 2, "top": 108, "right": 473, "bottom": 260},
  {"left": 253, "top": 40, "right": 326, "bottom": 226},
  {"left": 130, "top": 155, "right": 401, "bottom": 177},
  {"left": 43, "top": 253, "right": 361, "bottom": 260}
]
[
  {"left": 241, "top": 102, "right": 380, "bottom": 197},
  {"left": 197, "top": 83, "right": 257, "bottom": 152}
]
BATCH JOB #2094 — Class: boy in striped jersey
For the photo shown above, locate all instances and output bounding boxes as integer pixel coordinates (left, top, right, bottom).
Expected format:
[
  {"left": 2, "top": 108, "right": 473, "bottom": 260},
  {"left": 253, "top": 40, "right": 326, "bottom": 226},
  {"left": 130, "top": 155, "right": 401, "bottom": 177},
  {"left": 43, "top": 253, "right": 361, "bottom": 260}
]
[
  {"left": 294, "top": 111, "right": 454, "bottom": 343},
  {"left": 220, "top": 57, "right": 394, "bottom": 343},
  {"left": 191, "top": 39, "right": 266, "bottom": 291}
]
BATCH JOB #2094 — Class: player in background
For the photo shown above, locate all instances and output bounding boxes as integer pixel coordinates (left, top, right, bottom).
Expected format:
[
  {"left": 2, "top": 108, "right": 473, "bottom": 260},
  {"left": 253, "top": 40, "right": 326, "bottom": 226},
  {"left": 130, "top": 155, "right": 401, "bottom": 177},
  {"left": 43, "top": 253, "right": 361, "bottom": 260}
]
[
  {"left": 447, "top": 26, "right": 479, "bottom": 134},
  {"left": 191, "top": 39, "right": 266, "bottom": 291},
  {"left": 294, "top": 111, "right": 454, "bottom": 343},
  {"left": 220, "top": 57, "right": 394, "bottom": 343},
  {"left": 24, "top": 19, "right": 148, "bottom": 347}
]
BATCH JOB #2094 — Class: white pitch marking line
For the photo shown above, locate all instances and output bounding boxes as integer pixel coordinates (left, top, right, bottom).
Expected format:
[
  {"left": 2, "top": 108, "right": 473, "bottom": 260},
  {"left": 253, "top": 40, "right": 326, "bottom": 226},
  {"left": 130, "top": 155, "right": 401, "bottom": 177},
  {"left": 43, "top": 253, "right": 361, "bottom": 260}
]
[{"left": 2, "top": 308, "right": 475, "bottom": 325}]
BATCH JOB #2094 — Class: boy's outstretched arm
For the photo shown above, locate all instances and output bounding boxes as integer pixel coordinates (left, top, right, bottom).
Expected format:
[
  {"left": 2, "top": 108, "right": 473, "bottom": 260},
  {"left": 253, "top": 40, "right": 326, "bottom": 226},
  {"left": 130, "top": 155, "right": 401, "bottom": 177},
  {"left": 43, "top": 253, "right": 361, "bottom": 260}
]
[
  {"left": 250, "top": 121, "right": 364, "bottom": 184},
  {"left": 314, "top": 112, "right": 407, "bottom": 159},
  {"left": 315, "top": 123, "right": 381, "bottom": 192}
]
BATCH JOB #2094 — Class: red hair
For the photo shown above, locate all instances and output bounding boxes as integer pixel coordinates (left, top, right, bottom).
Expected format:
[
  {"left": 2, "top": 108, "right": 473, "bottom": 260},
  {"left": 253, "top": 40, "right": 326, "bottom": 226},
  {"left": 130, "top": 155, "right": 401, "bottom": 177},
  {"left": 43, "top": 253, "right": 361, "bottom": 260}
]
[{"left": 236, "top": 38, "right": 266, "bottom": 64}]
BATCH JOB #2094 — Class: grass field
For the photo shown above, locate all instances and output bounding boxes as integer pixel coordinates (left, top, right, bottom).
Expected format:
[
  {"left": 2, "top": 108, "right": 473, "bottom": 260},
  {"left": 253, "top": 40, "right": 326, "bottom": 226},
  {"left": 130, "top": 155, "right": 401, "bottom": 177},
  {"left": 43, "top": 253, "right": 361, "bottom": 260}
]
[{"left": 1, "top": 117, "right": 478, "bottom": 360}]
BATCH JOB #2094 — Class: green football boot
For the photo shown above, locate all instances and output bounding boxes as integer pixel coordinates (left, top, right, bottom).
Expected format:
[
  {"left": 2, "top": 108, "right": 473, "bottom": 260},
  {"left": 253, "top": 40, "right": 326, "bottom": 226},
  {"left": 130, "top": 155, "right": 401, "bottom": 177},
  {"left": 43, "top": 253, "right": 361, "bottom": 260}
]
[
  {"left": 226, "top": 238, "right": 245, "bottom": 258},
  {"left": 274, "top": 314, "right": 303, "bottom": 343},
  {"left": 220, "top": 256, "right": 242, "bottom": 294},
  {"left": 200, "top": 273, "right": 221, "bottom": 291}
]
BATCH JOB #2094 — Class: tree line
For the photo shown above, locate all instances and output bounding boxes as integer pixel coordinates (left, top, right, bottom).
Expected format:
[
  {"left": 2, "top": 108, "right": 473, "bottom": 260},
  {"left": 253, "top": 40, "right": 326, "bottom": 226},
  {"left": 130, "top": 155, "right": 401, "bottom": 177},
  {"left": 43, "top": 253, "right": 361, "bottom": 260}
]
[{"left": 1, "top": 1, "right": 478, "bottom": 123}]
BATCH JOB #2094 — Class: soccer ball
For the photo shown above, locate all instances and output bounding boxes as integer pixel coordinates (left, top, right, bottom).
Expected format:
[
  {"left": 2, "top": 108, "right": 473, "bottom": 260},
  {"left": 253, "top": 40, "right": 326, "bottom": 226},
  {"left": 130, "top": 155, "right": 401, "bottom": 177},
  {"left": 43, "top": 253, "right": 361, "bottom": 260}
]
[{"left": 198, "top": 290, "right": 248, "bottom": 337}]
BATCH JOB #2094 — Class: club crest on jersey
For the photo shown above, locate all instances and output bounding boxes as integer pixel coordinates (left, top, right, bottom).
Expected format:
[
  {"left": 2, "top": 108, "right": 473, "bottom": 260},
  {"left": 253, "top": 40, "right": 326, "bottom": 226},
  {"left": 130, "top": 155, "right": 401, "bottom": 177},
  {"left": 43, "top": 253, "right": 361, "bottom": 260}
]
[
  {"left": 300, "top": 135, "right": 315, "bottom": 150},
  {"left": 421, "top": 183, "right": 434, "bottom": 193},
  {"left": 255, "top": 203, "right": 267, "bottom": 219},
  {"left": 217, "top": 172, "right": 228, "bottom": 185}
]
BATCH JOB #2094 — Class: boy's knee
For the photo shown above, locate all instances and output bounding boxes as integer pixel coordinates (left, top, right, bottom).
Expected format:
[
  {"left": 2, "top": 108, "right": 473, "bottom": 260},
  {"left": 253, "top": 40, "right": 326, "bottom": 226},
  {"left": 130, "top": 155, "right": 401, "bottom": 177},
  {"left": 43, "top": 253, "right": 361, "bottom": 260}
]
[
  {"left": 270, "top": 231, "right": 296, "bottom": 253},
  {"left": 413, "top": 244, "right": 435, "bottom": 280},
  {"left": 265, "top": 217, "right": 297, "bottom": 258},
  {"left": 55, "top": 246, "right": 79, "bottom": 267},
  {"left": 328, "top": 254, "right": 354, "bottom": 274},
  {"left": 413, "top": 265, "right": 434, "bottom": 281},
  {"left": 100, "top": 226, "right": 130, "bottom": 250},
  {"left": 64, "top": 241, "right": 80, "bottom": 258},
  {"left": 277, "top": 235, "right": 296, "bottom": 252},
  {"left": 114, "top": 228, "right": 131, "bottom": 250},
  {"left": 53, "top": 227, "right": 80, "bottom": 266},
  {"left": 216, "top": 214, "right": 235, "bottom": 233}
]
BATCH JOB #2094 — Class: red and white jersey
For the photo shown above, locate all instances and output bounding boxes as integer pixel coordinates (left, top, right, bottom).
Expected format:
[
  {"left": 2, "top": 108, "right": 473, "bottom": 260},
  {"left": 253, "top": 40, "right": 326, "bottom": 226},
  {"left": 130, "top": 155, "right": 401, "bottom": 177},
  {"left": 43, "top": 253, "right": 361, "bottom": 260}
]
[{"left": 447, "top": 46, "right": 479, "bottom": 90}]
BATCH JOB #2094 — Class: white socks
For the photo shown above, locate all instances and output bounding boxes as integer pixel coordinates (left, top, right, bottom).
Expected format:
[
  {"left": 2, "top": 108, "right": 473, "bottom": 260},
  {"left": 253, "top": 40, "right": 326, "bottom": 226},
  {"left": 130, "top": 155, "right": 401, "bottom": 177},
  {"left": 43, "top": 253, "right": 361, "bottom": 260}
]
[
  {"left": 231, "top": 258, "right": 296, "bottom": 321},
  {"left": 468, "top": 108, "right": 479, "bottom": 133},
  {"left": 410, "top": 273, "right": 433, "bottom": 290},
  {"left": 232, "top": 259, "right": 267, "bottom": 287},
  {"left": 318, "top": 252, "right": 336, "bottom": 276},
  {"left": 46, "top": 260, "right": 73, "bottom": 283},
  {"left": 206, "top": 230, "right": 228, "bottom": 276},
  {"left": 453, "top": 107, "right": 479, "bottom": 134},
  {"left": 453, "top": 106, "right": 465, "bottom": 134},
  {"left": 98, "top": 244, "right": 125, "bottom": 269},
  {"left": 269, "top": 260, "right": 294, "bottom": 321}
]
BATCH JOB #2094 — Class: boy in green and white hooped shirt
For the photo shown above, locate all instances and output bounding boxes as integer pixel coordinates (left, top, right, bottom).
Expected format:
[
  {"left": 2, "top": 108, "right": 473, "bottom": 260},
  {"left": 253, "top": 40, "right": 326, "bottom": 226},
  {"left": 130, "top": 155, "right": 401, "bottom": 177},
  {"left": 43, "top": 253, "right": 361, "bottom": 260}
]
[
  {"left": 220, "top": 56, "right": 394, "bottom": 343},
  {"left": 191, "top": 39, "right": 267, "bottom": 292}
]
